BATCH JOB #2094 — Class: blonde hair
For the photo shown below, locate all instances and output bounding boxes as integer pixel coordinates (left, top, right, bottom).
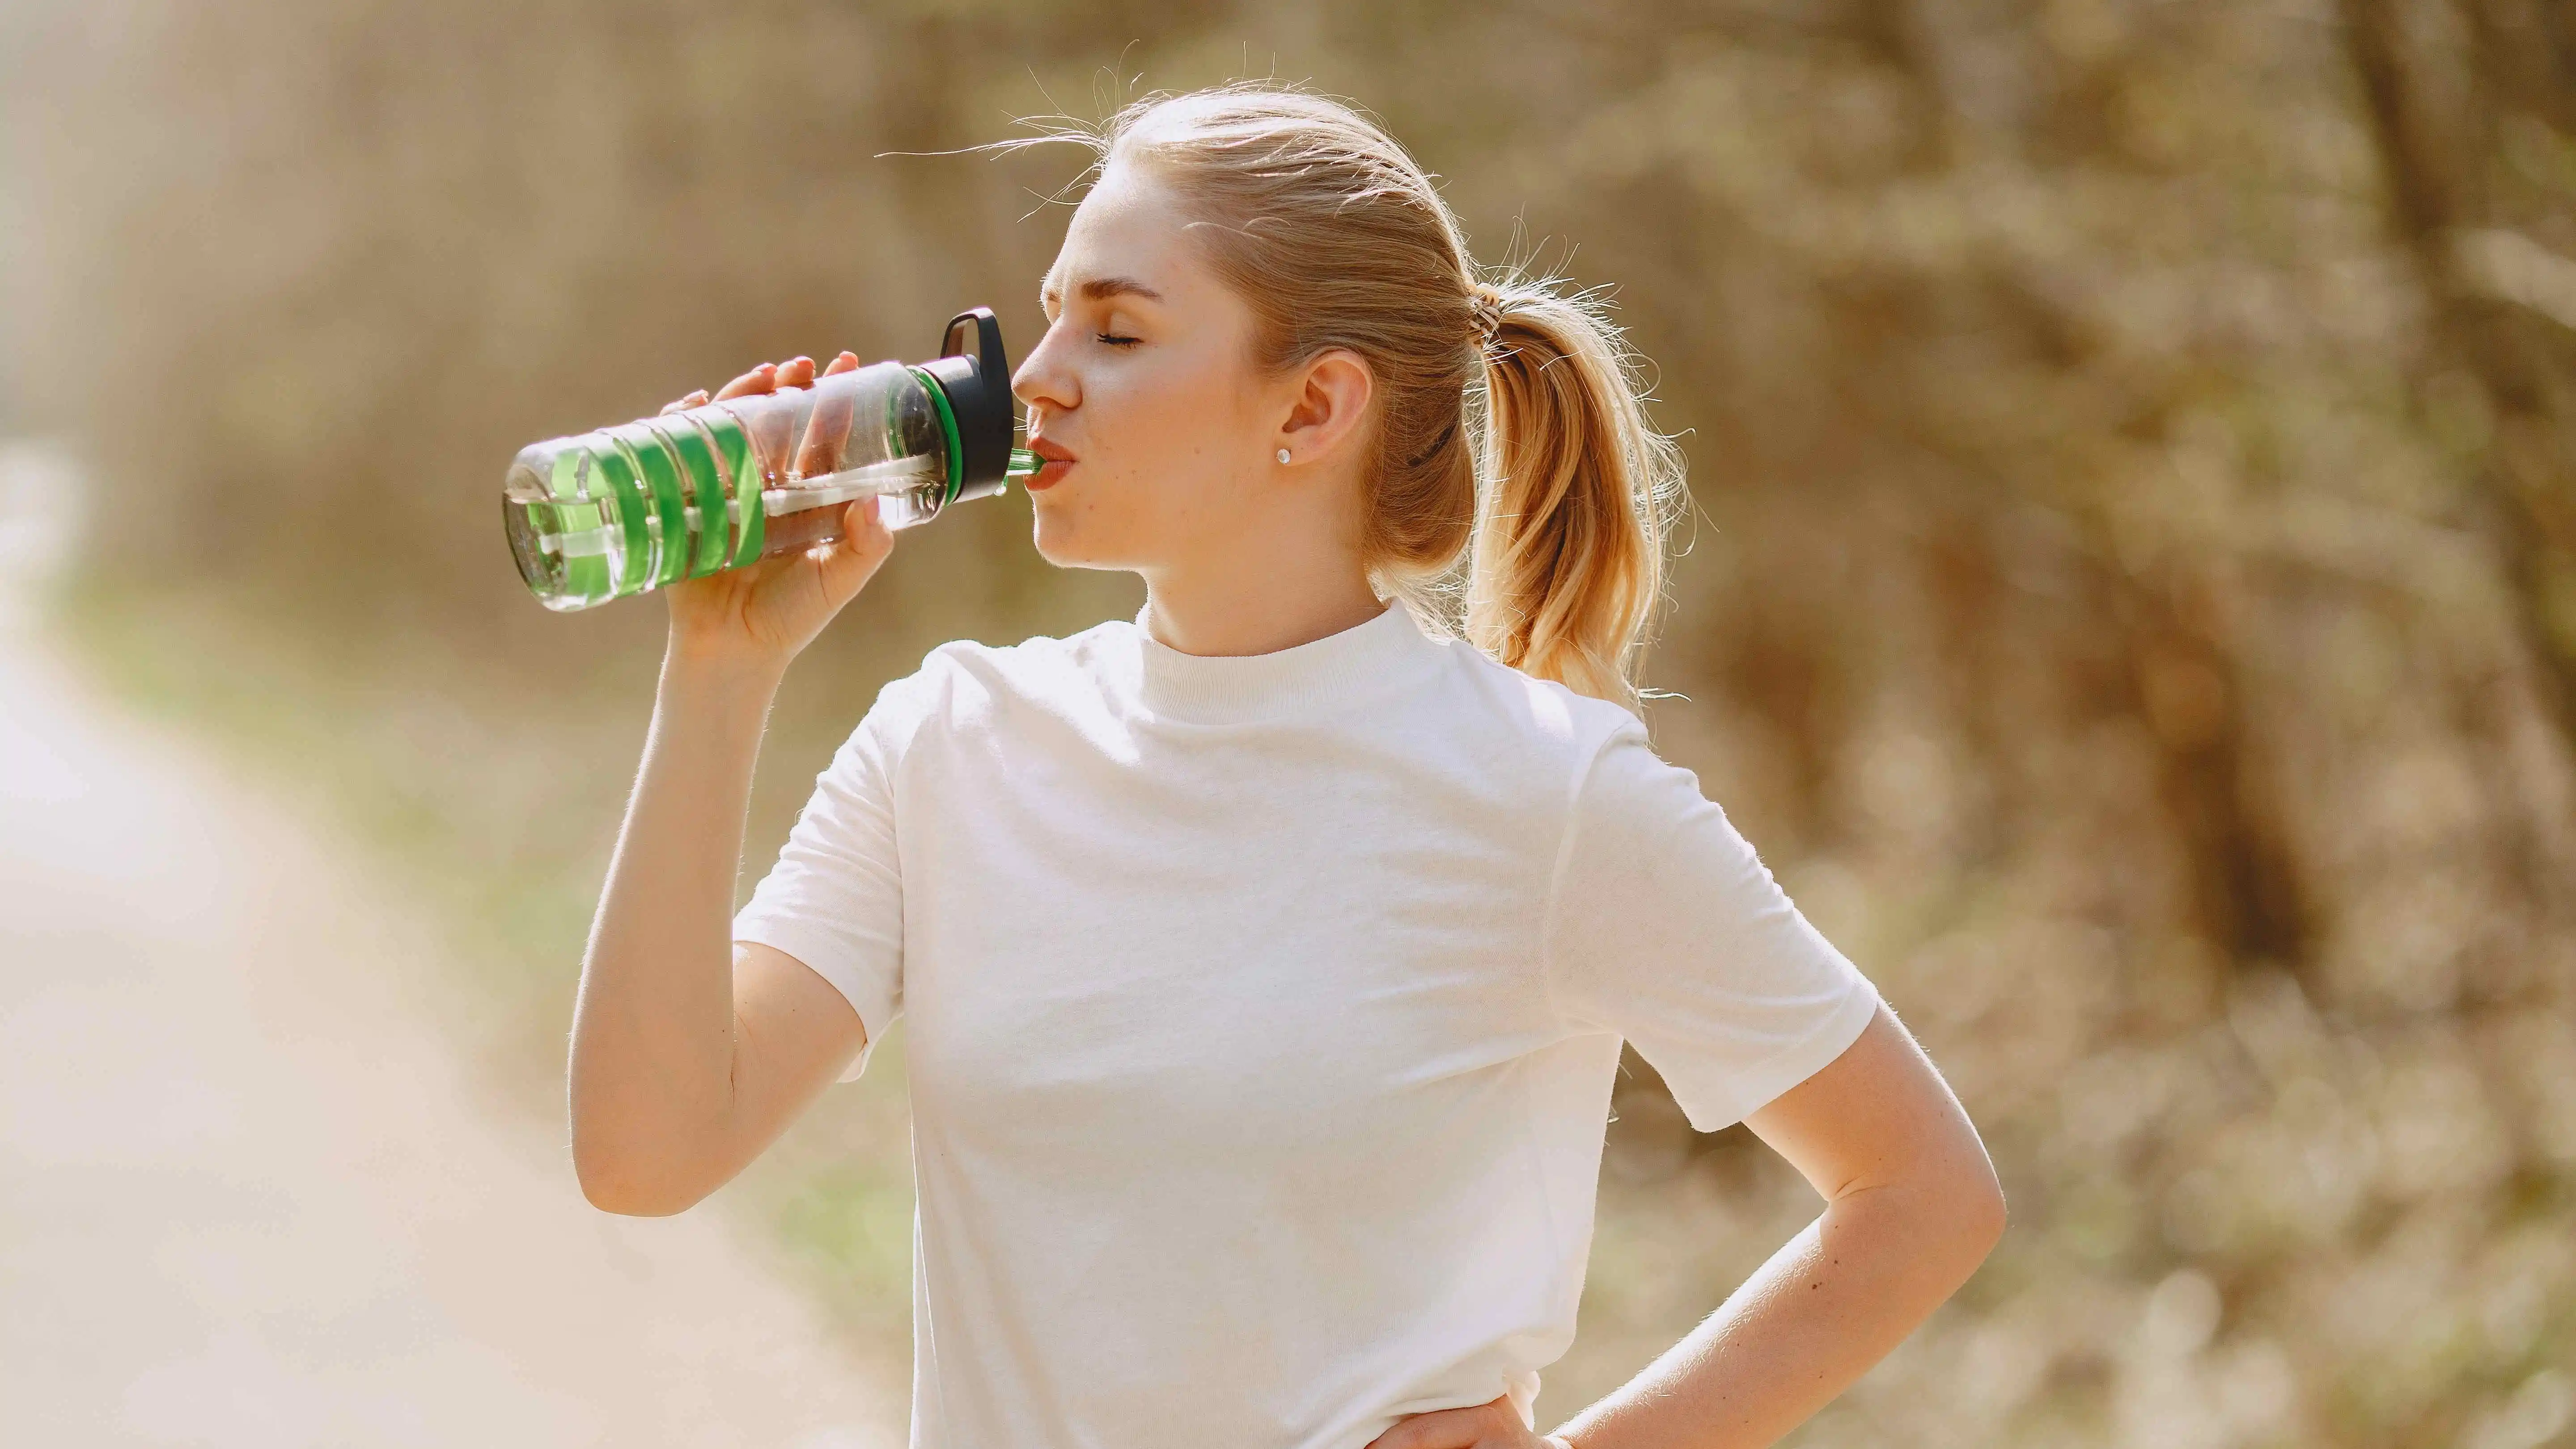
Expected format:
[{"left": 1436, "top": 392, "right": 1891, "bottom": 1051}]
[{"left": 1002, "top": 81, "right": 1686, "bottom": 709}]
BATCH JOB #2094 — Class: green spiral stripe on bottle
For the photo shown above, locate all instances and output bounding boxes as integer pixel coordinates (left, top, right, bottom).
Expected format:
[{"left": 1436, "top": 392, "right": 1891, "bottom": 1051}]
[
  {"left": 546, "top": 445, "right": 612, "bottom": 602},
  {"left": 907, "top": 365, "right": 966, "bottom": 506},
  {"left": 608, "top": 422, "right": 691, "bottom": 589},
  {"left": 699, "top": 410, "right": 764, "bottom": 566},
  {"left": 581, "top": 435, "right": 653, "bottom": 597},
  {"left": 593, "top": 433, "right": 664, "bottom": 593},
  {"left": 647, "top": 415, "right": 732, "bottom": 579}
]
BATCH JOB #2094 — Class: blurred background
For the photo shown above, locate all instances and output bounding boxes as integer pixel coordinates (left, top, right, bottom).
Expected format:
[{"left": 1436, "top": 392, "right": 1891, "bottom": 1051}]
[{"left": 3, "top": 0, "right": 2572, "bottom": 1445}]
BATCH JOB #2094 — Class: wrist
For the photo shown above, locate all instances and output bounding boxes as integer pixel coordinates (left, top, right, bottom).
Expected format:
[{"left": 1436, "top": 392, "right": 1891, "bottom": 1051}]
[{"left": 660, "top": 640, "right": 790, "bottom": 699}]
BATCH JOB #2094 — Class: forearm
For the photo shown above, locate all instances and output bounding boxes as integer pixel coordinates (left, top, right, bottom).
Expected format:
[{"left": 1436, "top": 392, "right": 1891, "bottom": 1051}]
[
  {"left": 1550, "top": 1181, "right": 2004, "bottom": 1449},
  {"left": 568, "top": 645, "right": 785, "bottom": 1212}
]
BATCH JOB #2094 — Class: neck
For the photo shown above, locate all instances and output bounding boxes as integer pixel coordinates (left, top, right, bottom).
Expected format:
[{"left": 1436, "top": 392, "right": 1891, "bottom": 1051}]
[{"left": 1136, "top": 547, "right": 1386, "bottom": 659}]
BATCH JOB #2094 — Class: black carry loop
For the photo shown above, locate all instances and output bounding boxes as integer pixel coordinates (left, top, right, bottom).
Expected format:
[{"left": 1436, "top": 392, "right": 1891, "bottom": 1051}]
[{"left": 916, "top": 307, "right": 1017, "bottom": 507}]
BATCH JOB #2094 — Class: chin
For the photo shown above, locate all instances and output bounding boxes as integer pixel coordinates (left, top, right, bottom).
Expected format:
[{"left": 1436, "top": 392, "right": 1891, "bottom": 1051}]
[
  {"left": 1029, "top": 500, "right": 1130, "bottom": 572},
  {"left": 1031, "top": 521, "right": 1079, "bottom": 569}
]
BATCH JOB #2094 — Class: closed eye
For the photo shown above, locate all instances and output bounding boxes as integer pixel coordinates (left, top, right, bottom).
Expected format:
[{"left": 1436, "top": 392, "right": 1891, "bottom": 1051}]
[{"left": 1096, "top": 332, "right": 1141, "bottom": 348}]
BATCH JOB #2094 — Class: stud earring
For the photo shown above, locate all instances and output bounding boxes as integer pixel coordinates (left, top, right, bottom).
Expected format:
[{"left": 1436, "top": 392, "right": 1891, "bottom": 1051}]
[{"left": 1277, "top": 448, "right": 1292, "bottom": 464}]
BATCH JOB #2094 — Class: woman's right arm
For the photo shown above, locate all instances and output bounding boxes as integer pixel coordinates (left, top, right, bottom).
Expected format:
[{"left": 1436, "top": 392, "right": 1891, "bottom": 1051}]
[{"left": 567, "top": 352, "right": 895, "bottom": 1217}]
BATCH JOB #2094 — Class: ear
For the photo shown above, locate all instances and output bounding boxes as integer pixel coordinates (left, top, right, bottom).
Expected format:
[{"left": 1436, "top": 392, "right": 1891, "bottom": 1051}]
[{"left": 1274, "top": 348, "right": 1374, "bottom": 466}]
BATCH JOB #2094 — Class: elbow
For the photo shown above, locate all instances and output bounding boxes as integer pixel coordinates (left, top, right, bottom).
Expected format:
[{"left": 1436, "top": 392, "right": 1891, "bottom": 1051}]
[
  {"left": 1970, "top": 1175, "right": 2010, "bottom": 1257},
  {"left": 1886, "top": 1158, "right": 2007, "bottom": 1275},
  {"left": 568, "top": 1063, "right": 725, "bottom": 1216},
  {"left": 1880, "top": 1169, "right": 2005, "bottom": 1294},
  {"left": 1950, "top": 1162, "right": 2010, "bottom": 1267},
  {"left": 1930, "top": 1117, "right": 2010, "bottom": 1261},
  {"left": 576, "top": 1154, "right": 705, "bottom": 1218},
  {"left": 1834, "top": 1161, "right": 2008, "bottom": 1274},
  {"left": 571, "top": 1127, "right": 710, "bottom": 1218}
]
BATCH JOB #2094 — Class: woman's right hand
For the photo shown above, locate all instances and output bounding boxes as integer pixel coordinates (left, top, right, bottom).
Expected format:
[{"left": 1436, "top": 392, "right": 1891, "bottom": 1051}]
[{"left": 656, "top": 351, "right": 896, "bottom": 674}]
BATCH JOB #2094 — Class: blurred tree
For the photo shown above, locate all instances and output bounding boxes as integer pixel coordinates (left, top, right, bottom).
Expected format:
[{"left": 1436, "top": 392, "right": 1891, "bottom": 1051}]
[
  {"left": 2340, "top": 0, "right": 2576, "bottom": 734},
  {"left": 12, "top": 2, "right": 2573, "bottom": 1444}
]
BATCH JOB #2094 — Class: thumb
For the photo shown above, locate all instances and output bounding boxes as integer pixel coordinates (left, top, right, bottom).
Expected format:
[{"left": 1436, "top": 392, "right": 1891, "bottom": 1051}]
[
  {"left": 813, "top": 496, "right": 894, "bottom": 603},
  {"left": 1364, "top": 1410, "right": 1487, "bottom": 1449}
]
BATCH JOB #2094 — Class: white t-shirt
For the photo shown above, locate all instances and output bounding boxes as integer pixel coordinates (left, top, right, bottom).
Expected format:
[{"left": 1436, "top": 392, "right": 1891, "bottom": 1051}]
[{"left": 732, "top": 597, "right": 1882, "bottom": 1449}]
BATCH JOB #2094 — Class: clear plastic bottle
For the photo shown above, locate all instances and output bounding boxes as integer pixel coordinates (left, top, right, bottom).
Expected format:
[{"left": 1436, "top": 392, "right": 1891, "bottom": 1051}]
[{"left": 503, "top": 307, "right": 1034, "bottom": 611}]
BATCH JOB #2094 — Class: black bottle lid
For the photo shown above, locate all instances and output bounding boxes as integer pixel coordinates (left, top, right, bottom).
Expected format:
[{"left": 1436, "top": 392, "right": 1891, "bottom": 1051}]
[{"left": 917, "top": 307, "right": 1016, "bottom": 505}]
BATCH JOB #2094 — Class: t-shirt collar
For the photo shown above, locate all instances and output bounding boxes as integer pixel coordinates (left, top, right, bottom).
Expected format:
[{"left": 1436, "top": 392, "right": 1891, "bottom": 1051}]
[{"left": 1124, "top": 596, "right": 1447, "bottom": 724}]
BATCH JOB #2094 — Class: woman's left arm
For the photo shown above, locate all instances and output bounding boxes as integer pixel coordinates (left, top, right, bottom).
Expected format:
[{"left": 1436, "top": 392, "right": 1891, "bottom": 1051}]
[
  {"left": 1376, "top": 724, "right": 2008, "bottom": 1449},
  {"left": 1367, "top": 999, "right": 2004, "bottom": 1449},
  {"left": 1546, "top": 998, "right": 2006, "bottom": 1449}
]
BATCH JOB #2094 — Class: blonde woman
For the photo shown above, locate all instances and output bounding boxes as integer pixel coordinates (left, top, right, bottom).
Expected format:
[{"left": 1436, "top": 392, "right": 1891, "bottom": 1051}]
[{"left": 569, "top": 82, "right": 2005, "bottom": 1449}]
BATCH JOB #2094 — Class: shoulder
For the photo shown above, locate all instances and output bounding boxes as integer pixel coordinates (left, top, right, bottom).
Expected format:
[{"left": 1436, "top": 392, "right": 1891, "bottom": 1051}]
[
  {"left": 1429, "top": 630, "right": 1650, "bottom": 775},
  {"left": 856, "top": 617, "right": 1131, "bottom": 748},
  {"left": 913, "top": 616, "right": 1129, "bottom": 702}
]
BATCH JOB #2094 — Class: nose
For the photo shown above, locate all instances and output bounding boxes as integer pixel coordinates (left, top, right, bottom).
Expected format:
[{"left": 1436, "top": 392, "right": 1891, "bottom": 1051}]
[{"left": 1012, "top": 315, "right": 1079, "bottom": 417}]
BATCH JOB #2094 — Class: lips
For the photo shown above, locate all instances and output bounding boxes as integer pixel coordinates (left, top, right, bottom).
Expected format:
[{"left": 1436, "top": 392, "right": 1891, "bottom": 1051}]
[{"left": 1025, "top": 437, "right": 1076, "bottom": 492}]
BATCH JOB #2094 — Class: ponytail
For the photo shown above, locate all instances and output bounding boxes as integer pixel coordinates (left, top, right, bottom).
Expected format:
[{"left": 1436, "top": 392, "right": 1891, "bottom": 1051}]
[
  {"left": 1465, "top": 280, "right": 1685, "bottom": 710},
  {"left": 1016, "top": 81, "right": 1687, "bottom": 709}
]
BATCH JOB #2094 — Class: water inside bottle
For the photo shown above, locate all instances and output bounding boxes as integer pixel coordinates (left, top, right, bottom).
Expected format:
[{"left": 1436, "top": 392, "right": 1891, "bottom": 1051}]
[
  {"left": 503, "top": 402, "right": 1046, "bottom": 611},
  {"left": 526, "top": 453, "right": 942, "bottom": 562},
  {"left": 504, "top": 363, "right": 961, "bottom": 609}
]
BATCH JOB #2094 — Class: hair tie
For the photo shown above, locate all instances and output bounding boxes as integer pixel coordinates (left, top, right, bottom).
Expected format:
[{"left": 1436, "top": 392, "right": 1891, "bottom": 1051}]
[{"left": 1468, "top": 282, "right": 1505, "bottom": 350}]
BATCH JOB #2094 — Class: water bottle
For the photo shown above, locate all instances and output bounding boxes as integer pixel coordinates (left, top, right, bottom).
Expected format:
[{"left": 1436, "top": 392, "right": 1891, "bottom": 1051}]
[{"left": 503, "top": 307, "right": 1035, "bottom": 611}]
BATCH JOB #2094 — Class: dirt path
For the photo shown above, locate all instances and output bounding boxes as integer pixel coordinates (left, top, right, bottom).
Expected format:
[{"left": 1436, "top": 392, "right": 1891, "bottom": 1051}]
[{"left": 0, "top": 447, "right": 905, "bottom": 1447}]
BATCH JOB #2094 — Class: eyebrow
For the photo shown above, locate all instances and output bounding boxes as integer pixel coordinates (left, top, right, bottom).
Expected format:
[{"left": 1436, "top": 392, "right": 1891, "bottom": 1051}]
[{"left": 1040, "top": 275, "right": 1166, "bottom": 309}]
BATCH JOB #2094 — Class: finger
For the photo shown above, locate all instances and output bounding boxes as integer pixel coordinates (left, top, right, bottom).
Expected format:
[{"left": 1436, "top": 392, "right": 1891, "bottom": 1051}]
[
  {"left": 796, "top": 360, "right": 858, "bottom": 478},
  {"left": 749, "top": 358, "right": 821, "bottom": 483},
  {"left": 843, "top": 495, "right": 892, "bottom": 555},
  {"left": 1390, "top": 1420, "right": 1487, "bottom": 1449},
  {"left": 746, "top": 400, "right": 795, "bottom": 487},
  {"left": 1364, "top": 1415, "right": 1439, "bottom": 1449},
  {"left": 814, "top": 497, "right": 894, "bottom": 608},
  {"left": 659, "top": 387, "right": 712, "bottom": 415},
  {"left": 712, "top": 362, "right": 777, "bottom": 402},
  {"left": 820, "top": 349, "right": 860, "bottom": 375},
  {"left": 1364, "top": 1401, "right": 1512, "bottom": 1449},
  {"left": 722, "top": 362, "right": 798, "bottom": 485}
]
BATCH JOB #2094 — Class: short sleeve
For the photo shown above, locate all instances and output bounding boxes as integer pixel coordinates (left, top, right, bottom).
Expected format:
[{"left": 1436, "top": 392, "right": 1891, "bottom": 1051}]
[
  {"left": 1544, "top": 722, "right": 1883, "bottom": 1133},
  {"left": 731, "top": 678, "right": 922, "bottom": 1085}
]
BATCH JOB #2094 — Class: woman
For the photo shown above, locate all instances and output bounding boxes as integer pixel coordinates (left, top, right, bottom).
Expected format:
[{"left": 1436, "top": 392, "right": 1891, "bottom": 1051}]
[{"left": 569, "top": 82, "right": 2005, "bottom": 1449}]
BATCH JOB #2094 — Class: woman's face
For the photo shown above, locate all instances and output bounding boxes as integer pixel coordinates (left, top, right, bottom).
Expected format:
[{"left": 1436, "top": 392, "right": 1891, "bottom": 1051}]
[{"left": 1011, "top": 161, "right": 1286, "bottom": 573}]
